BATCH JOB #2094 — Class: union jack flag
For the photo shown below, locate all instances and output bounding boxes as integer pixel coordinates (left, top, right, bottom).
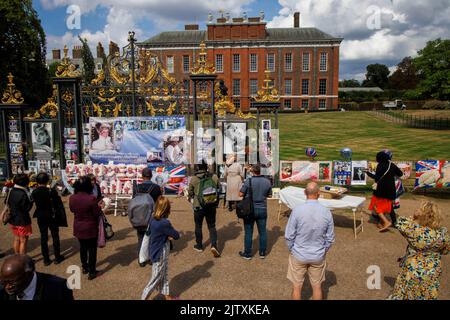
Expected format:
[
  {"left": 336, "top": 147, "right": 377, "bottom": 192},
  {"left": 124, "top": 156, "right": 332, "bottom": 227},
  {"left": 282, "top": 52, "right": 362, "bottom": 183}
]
[
  {"left": 165, "top": 165, "right": 187, "bottom": 194},
  {"left": 415, "top": 160, "right": 444, "bottom": 189}
]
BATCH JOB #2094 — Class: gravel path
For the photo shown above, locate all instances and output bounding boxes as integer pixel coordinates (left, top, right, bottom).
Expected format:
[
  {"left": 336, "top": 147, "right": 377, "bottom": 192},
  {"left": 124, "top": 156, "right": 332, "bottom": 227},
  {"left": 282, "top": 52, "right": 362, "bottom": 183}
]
[{"left": 0, "top": 195, "right": 449, "bottom": 300}]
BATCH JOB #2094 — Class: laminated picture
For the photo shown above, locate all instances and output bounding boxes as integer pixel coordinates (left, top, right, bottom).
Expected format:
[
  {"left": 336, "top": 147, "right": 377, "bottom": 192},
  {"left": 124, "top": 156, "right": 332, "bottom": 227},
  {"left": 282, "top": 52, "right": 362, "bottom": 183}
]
[
  {"left": 9, "top": 120, "right": 18, "bottom": 132},
  {"left": 224, "top": 122, "right": 246, "bottom": 155},
  {"left": 351, "top": 161, "right": 368, "bottom": 186},
  {"left": 65, "top": 128, "right": 77, "bottom": 139},
  {"left": 394, "top": 161, "right": 413, "bottom": 180},
  {"left": 32, "top": 122, "right": 53, "bottom": 153},
  {"left": 39, "top": 160, "right": 51, "bottom": 172},
  {"left": 414, "top": 160, "right": 443, "bottom": 189},
  {"left": 333, "top": 161, "right": 352, "bottom": 186},
  {"left": 442, "top": 161, "right": 450, "bottom": 187},
  {"left": 318, "top": 161, "right": 332, "bottom": 182},
  {"left": 164, "top": 135, "right": 185, "bottom": 166},
  {"left": 280, "top": 161, "right": 293, "bottom": 181},
  {"left": 51, "top": 160, "right": 61, "bottom": 169},
  {"left": 9, "top": 143, "right": 21, "bottom": 154},
  {"left": 9, "top": 132, "right": 21, "bottom": 143},
  {"left": 91, "top": 122, "right": 115, "bottom": 152},
  {"left": 262, "top": 119, "right": 271, "bottom": 131}
]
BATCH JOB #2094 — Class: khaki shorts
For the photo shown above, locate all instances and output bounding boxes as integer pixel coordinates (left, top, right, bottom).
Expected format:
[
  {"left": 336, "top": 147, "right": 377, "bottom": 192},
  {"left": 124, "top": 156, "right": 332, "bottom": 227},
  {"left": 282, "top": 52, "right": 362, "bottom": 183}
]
[{"left": 287, "top": 254, "right": 326, "bottom": 286}]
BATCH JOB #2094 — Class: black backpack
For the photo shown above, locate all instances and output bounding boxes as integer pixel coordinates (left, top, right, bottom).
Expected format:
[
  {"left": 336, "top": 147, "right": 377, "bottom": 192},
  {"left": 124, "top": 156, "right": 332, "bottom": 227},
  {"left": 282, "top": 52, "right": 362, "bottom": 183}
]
[{"left": 236, "top": 178, "right": 254, "bottom": 219}]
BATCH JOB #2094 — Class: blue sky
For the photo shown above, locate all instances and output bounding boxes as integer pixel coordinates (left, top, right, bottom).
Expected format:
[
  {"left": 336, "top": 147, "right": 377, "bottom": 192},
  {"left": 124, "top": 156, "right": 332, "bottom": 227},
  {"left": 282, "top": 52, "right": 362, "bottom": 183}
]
[{"left": 35, "top": 0, "right": 450, "bottom": 80}]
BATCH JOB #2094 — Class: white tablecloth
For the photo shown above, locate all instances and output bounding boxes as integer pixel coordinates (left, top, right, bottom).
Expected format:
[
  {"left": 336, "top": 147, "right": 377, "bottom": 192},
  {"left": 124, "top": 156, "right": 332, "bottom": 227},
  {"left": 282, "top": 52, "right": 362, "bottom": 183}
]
[{"left": 279, "top": 186, "right": 366, "bottom": 210}]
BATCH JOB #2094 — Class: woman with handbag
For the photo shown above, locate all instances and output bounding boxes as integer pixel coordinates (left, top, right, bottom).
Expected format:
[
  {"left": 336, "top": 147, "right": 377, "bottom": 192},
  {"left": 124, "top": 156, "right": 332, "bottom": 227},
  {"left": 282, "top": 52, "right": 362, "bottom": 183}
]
[
  {"left": 69, "top": 176, "right": 102, "bottom": 280},
  {"left": 142, "top": 197, "right": 180, "bottom": 300},
  {"left": 31, "top": 172, "right": 66, "bottom": 266},
  {"left": 388, "top": 201, "right": 449, "bottom": 299},
  {"left": 365, "top": 151, "right": 403, "bottom": 232},
  {"left": 5, "top": 174, "right": 33, "bottom": 254}
]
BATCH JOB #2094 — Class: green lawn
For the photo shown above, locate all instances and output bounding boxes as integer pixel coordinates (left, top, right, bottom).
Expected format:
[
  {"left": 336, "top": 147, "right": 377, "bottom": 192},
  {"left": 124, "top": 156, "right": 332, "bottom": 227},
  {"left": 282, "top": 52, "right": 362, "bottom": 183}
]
[{"left": 278, "top": 111, "right": 450, "bottom": 161}]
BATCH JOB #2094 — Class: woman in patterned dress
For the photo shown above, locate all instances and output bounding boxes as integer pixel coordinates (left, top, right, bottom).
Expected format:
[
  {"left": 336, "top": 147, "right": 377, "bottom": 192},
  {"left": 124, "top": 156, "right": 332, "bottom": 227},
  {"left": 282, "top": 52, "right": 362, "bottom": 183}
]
[{"left": 388, "top": 201, "right": 449, "bottom": 300}]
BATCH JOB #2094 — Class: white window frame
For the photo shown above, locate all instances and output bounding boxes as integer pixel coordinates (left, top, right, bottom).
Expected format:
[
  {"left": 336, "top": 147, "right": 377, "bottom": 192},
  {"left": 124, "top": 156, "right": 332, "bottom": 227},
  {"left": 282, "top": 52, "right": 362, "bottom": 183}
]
[
  {"left": 215, "top": 54, "right": 223, "bottom": 73},
  {"left": 301, "top": 99, "right": 309, "bottom": 110},
  {"left": 166, "top": 56, "right": 174, "bottom": 73},
  {"left": 232, "top": 54, "right": 240, "bottom": 72},
  {"left": 285, "top": 53, "right": 293, "bottom": 72},
  {"left": 301, "top": 79, "right": 309, "bottom": 95},
  {"left": 266, "top": 53, "right": 275, "bottom": 72},
  {"left": 183, "top": 55, "right": 190, "bottom": 73},
  {"left": 302, "top": 52, "right": 310, "bottom": 72},
  {"left": 284, "top": 79, "right": 292, "bottom": 95},
  {"left": 233, "top": 98, "right": 241, "bottom": 109},
  {"left": 250, "top": 79, "right": 258, "bottom": 96},
  {"left": 250, "top": 53, "right": 258, "bottom": 72},
  {"left": 284, "top": 99, "right": 292, "bottom": 110},
  {"left": 319, "top": 99, "right": 327, "bottom": 110},
  {"left": 319, "top": 79, "right": 327, "bottom": 95},
  {"left": 320, "top": 52, "right": 328, "bottom": 72},
  {"left": 232, "top": 79, "right": 241, "bottom": 96}
]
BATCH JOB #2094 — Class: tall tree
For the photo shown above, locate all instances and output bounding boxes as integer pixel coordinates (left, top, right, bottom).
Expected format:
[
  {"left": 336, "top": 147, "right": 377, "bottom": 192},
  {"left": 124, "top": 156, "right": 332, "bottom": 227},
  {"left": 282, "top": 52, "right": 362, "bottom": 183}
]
[
  {"left": 413, "top": 38, "right": 450, "bottom": 100},
  {"left": 78, "top": 36, "right": 95, "bottom": 85},
  {"left": 339, "top": 79, "right": 361, "bottom": 87},
  {"left": 362, "top": 63, "right": 390, "bottom": 89},
  {"left": 388, "top": 57, "right": 418, "bottom": 90},
  {"left": 0, "top": 0, "right": 50, "bottom": 107}
]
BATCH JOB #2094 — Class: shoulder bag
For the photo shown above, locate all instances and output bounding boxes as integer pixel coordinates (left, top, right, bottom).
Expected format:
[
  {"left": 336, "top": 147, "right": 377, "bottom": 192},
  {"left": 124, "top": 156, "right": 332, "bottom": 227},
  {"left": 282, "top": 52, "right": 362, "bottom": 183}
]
[
  {"left": 236, "top": 178, "right": 254, "bottom": 220},
  {"left": 372, "top": 161, "right": 392, "bottom": 191},
  {"left": 1, "top": 190, "right": 12, "bottom": 225}
]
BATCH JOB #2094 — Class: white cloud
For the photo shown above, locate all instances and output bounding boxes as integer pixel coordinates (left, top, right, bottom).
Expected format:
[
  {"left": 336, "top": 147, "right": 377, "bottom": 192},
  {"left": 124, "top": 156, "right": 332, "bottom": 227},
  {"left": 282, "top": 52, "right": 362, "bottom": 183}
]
[
  {"left": 42, "top": 0, "right": 254, "bottom": 58},
  {"left": 268, "top": 0, "right": 450, "bottom": 78}
]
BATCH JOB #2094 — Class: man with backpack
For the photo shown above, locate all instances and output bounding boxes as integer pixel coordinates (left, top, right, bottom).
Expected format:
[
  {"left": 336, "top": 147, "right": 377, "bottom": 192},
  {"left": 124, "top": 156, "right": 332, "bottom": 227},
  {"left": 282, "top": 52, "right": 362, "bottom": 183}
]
[
  {"left": 188, "top": 163, "right": 221, "bottom": 258},
  {"left": 238, "top": 164, "right": 272, "bottom": 260},
  {"left": 129, "top": 168, "right": 162, "bottom": 267}
]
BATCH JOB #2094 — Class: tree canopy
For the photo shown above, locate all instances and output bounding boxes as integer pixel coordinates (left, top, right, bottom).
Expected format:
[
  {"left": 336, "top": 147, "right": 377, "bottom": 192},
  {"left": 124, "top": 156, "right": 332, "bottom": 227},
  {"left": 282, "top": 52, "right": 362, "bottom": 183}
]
[
  {"left": 411, "top": 38, "right": 450, "bottom": 100},
  {"left": 0, "top": 0, "right": 50, "bottom": 107},
  {"left": 362, "top": 64, "right": 390, "bottom": 89},
  {"left": 388, "top": 57, "right": 418, "bottom": 90},
  {"left": 78, "top": 36, "right": 96, "bottom": 85}
]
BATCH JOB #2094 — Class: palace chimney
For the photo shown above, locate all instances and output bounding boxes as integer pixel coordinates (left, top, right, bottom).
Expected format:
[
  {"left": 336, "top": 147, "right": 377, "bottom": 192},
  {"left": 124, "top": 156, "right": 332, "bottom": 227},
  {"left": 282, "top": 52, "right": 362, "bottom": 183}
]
[
  {"left": 294, "top": 12, "right": 300, "bottom": 28},
  {"left": 52, "top": 49, "right": 61, "bottom": 60},
  {"left": 97, "top": 42, "right": 105, "bottom": 58}
]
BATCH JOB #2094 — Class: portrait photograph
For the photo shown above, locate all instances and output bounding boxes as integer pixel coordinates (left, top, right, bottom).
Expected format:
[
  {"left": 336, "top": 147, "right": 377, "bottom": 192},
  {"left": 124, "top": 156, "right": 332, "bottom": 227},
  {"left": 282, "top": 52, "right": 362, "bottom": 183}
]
[
  {"left": 31, "top": 122, "right": 53, "bottom": 153},
  {"left": 351, "top": 161, "right": 367, "bottom": 186},
  {"left": 9, "top": 120, "right": 18, "bottom": 132},
  {"left": 9, "top": 132, "right": 21, "bottom": 143},
  {"left": 224, "top": 122, "right": 247, "bottom": 155},
  {"left": 52, "top": 160, "right": 61, "bottom": 169},
  {"left": 9, "top": 143, "right": 21, "bottom": 154},
  {"left": 164, "top": 135, "right": 185, "bottom": 166},
  {"left": 28, "top": 160, "right": 37, "bottom": 169},
  {"left": 90, "top": 121, "right": 115, "bottom": 152},
  {"left": 262, "top": 120, "right": 271, "bottom": 131},
  {"left": 65, "top": 127, "right": 77, "bottom": 139}
]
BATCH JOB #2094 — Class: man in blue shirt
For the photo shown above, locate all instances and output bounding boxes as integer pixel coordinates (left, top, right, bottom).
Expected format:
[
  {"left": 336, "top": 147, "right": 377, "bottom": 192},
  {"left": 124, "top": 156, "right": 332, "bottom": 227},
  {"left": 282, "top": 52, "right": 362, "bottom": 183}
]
[
  {"left": 132, "top": 168, "right": 162, "bottom": 267},
  {"left": 239, "top": 164, "right": 272, "bottom": 260},
  {"left": 285, "top": 182, "right": 335, "bottom": 300}
]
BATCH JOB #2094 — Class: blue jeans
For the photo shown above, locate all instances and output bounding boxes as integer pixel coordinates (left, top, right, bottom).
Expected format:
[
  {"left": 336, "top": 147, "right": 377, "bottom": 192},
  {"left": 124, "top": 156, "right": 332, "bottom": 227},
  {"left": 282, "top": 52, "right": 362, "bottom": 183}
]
[{"left": 243, "top": 207, "right": 267, "bottom": 255}]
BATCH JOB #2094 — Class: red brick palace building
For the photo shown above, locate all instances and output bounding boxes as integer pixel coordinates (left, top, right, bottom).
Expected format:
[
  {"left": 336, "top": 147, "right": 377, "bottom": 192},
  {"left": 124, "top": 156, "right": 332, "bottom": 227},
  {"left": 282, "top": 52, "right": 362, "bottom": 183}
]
[{"left": 138, "top": 12, "right": 343, "bottom": 111}]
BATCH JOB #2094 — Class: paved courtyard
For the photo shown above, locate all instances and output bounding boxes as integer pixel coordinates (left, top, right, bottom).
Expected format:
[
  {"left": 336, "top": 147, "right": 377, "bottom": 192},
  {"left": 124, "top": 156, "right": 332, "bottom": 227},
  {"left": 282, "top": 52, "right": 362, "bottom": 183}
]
[{"left": 0, "top": 195, "right": 449, "bottom": 300}]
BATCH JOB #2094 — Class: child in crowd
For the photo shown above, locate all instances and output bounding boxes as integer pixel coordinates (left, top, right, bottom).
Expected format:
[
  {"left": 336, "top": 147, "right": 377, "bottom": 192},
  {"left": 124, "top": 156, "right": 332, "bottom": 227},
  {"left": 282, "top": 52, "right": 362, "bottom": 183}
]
[{"left": 141, "top": 197, "right": 180, "bottom": 300}]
